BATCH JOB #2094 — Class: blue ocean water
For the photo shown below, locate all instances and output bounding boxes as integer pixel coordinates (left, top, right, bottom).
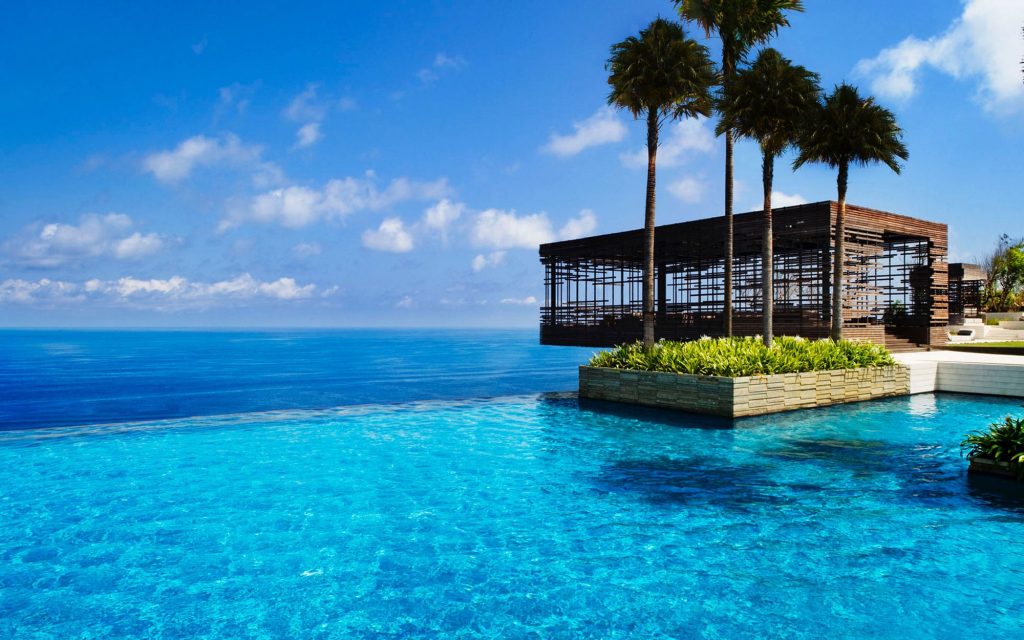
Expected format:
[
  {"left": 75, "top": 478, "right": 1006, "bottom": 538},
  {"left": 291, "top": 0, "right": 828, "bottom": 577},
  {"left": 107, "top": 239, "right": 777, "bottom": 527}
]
[
  {"left": 2, "top": 331, "right": 1024, "bottom": 638},
  {"left": 0, "top": 329, "right": 593, "bottom": 430}
]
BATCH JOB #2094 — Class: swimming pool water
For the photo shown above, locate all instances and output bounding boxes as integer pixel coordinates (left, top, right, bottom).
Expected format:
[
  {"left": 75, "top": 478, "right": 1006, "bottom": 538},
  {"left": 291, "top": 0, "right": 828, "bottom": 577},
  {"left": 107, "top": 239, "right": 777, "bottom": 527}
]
[{"left": 2, "top": 392, "right": 1023, "bottom": 638}]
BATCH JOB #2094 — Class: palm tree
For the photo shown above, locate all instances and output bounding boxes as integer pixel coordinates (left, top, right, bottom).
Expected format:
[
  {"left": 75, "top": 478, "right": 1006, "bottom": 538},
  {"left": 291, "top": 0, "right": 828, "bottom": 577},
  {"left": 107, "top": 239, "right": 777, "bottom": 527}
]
[
  {"left": 716, "top": 48, "right": 819, "bottom": 347},
  {"left": 794, "top": 83, "right": 908, "bottom": 340},
  {"left": 608, "top": 18, "right": 716, "bottom": 348},
  {"left": 676, "top": 0, "right": 804, "bottom": 337}
]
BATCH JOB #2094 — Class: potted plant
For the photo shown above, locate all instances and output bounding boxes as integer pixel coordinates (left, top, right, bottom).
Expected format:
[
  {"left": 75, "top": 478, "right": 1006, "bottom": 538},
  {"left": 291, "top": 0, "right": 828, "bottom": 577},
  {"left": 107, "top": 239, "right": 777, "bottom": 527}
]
[{"left": 961, "top": 416, "right": 1024, "bottom": 480}]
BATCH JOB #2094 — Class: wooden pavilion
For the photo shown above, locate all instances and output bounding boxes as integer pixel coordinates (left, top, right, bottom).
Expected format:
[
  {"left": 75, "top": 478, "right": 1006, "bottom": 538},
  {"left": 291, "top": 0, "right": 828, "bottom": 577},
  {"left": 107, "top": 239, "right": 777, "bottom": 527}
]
[{"left": 539, "top": 201, "right": 948, "bottom": 351}]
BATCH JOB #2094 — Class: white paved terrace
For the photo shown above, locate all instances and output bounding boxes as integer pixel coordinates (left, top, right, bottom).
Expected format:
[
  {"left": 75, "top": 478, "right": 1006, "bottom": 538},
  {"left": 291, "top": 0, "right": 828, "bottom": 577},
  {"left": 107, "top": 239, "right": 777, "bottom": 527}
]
[{"left": 895, "top": 350, "right": 1024, "bottom": 397}]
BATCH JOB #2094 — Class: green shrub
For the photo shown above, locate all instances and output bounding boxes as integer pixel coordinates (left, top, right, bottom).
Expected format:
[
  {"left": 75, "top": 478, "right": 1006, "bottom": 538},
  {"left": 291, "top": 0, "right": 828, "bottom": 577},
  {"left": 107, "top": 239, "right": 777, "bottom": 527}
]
[
  {"left": 587, "top": 336, "right": 897, "bottom": 377},
  {"left": 961, "top": 416, "right": 1024, "bottom": 479}
]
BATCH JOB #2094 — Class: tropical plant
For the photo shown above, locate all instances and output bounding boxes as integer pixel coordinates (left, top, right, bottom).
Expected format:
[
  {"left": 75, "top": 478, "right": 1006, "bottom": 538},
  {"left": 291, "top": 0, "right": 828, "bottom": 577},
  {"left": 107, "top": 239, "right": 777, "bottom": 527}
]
[
  {"left": 607, "top": 18, "right": 717, "bottom": 349},
  {"left": 981, "top": 234, "right": 1024, "bottom": 312},
  {"left": 961, "top": 416, "right": 1024, "bottom": 479},
  {"left": 676, "top": 0, "right": 804, "bottom": 337},
  {"left": 715, "top": 48, "right": 820, "bottom": 347},
  {"left": 793, "top": 83, "right": 908, "bottom": 339},
  {"left": 589, "top": 335, "right": 896, "bottom": 377}
]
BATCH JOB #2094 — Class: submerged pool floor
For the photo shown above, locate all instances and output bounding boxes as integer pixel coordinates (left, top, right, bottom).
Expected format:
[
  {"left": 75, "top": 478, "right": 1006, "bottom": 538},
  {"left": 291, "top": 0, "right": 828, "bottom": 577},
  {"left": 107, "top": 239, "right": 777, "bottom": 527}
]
[{"left": 2, "top": 393, "right": 1023, "bottom": 638}]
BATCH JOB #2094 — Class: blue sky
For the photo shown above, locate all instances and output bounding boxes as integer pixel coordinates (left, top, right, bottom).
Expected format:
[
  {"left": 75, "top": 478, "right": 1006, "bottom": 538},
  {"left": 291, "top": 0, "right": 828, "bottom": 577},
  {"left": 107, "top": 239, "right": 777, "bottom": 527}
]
[{"left": 1, "top": 0, "right": 1022, "bottom": 327}]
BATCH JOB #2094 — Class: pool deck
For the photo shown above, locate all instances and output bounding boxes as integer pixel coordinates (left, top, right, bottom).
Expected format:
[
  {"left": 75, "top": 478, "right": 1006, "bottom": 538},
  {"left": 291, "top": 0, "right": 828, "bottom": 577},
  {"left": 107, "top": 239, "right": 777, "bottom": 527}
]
[{"left": 895, "top": 350, "right": 1024, "bottom": 397}]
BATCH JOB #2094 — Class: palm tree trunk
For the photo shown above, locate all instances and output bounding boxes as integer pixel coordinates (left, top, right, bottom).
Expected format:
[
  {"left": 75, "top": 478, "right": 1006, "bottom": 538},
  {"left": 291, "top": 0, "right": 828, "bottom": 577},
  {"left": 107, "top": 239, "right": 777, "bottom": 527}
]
[
  {"left": 724, "top": 128, "right": 734, "bottom": 337},
  {"left": 642, "top": 110, "right": 658, "bottom": 348},
  {"left": 762, "top": 151, "right": 774, "bottom": 348},
  {"left": 722, "top": 53, "right": 735, "bottom": 338},
  {"left": 830, "top": 162, "right": 848, "bottom": 340}
]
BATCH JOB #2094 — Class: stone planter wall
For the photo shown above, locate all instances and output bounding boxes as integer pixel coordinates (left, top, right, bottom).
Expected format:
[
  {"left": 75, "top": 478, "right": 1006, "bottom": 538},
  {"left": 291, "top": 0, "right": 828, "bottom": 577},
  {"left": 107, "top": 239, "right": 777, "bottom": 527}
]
[
  {"left": 579, "top": 365, "right": 909, "bottom": 418},
  {"left": 968, "top": 457, "right": 1020, "bottom": 480}
]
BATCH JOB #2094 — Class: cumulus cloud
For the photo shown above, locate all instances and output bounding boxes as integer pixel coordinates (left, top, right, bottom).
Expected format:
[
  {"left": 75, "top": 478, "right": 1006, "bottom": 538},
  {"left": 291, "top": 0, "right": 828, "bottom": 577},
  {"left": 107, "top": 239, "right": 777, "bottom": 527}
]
[
  {"left": 748, "top": 191, "right": 808, "bottom": 210},
  {"left": 470, "top": 209, "right": 599, "bottom": 249},
  {"left": 620, "top": 118, "right": 715, "bottom": 168},
  {"left": 4, "top": 213, "right": 165, "bottom": 268},
  {"left": 0, "top": 273, "right": 318, "bottom": 307},
  {"left": 667, "top": 176, "right": 706, "bottom": 203},
  {"left": 557, "top": 209, "right": 597, "bottom": 240},
  {"left": 0, "top": 278, "right": 84, "bottom": 304},
  {"left": 470, "top": 209, "right": 555, "bottom": 249},
  {"left": 294, "top": 122, "right": 322, "bottom": 148},
  {"left": 471, "top": 251, "right": 506, "bottom": 272},
  {"left": 362, "top": 218, "right": 414, "bottom": 253},
  {"left": 421, "top": 198, "right": 465, "bottom": 242},
  {"left": 854, "top": 0, "right": 1024, "bottom": 112},
  {"left": 542, "top": 107, "right": 627, "bottom": 157},
  {"left": 500, "top": 296, "right": 538, "bottom": 305},
  {"left": 114, "top": 232, "right": 165, "bottom": 260},
  {"left": 221, "top": 172, "right": 451, "bottom": 230},
  {"left": 143, "top": 133, "right": 263, "bottom": 183}
]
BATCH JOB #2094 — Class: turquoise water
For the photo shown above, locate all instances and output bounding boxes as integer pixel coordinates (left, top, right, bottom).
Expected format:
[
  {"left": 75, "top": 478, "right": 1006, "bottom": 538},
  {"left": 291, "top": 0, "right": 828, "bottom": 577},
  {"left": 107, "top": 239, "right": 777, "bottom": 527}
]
[{"left": 2, "top": 390, "right": 1024, "bottom": 638}]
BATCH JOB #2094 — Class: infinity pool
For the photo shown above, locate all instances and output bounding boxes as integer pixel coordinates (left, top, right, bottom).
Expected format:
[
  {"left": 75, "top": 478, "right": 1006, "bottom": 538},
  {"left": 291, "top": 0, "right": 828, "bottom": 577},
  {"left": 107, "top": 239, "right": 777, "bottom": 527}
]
[{"left": 2, "top": 392, "right": 1023, "bottom": 638}]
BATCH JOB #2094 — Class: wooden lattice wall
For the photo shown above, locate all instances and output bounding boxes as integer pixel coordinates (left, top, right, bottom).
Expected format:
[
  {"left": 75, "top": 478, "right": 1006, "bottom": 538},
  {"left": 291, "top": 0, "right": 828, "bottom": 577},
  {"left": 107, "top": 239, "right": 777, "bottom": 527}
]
[{"left": 540, "top": 201, "right": 948, "bottom": 348}]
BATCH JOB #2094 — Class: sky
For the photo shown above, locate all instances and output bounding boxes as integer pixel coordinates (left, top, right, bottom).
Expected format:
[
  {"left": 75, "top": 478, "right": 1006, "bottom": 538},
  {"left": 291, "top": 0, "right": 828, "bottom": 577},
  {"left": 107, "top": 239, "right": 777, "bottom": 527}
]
[{"left": 1, "top": 0, "right": 1022, "bottom": 328}]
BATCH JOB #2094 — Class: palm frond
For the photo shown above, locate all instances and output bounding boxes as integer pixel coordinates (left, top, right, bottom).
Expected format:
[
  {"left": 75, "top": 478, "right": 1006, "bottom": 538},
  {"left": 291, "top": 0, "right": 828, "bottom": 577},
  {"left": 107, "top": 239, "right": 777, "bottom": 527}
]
[
  {"left": 607, "top": 18, "right": 718, "bottom": 122},
  {"left": 793, "top": 83, "right": 908, "bottom": 173}
]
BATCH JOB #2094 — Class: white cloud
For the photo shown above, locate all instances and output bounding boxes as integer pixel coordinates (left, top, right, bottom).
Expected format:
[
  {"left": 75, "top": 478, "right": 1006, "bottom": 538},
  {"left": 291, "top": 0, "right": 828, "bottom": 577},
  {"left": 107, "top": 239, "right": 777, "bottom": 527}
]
[
  {"left": 362, "top": 218, "right": 414, "bottom": 253},
  {"left": 293, "top": 242, "right": 322, "bottom": 258},
  {"left": 294, "top": 122, "right": 322, "bottom": 148},
  {"left": 620, "top": 118, "right": 715, "bottom": 168},
  {"left": 0, "top": 273, "right": 318, "bottom": 307},
  {"left": 418, "top": 53, "right": 467, "bottom": 84},
  {"left": 470, "top": 208, "right": 598, "bottom": 249},
  {"left": 256, "top": 277, "right": 315, "bottom": 300},
  {"left": 283, "top": 84, "right": 326, "bottom": 122},
  {"left": 222, "top": 172, "right": 451, "bottom": 230},
  {"left": 143, "top": 133, "right": 262, "bottom": 183},
  {"left": 192, "top": 37, "right": 207, "bottom": 55},
  {"left": 113, "top": 232, "right": 164, "bottom": 260},
  {"left": 0, "top": 278, "right": 84, "bottom": 304},
  {"left": 4, "top": 213, "right": 165, "bottom": 268},
  {"left": 471, "top": 251, "right": 506, "bottom": 272},
  {"left": 500, "top": 296, "right": 538, "bottom": 305},
  {"left": 667, "top": 176, "right": 706, "bottom": 203},
  {"left": 217, "top": 82, "right": 258, "bottom": 115},
  {"left": 748, "top": 191, "right": 808, "bottom": 210},
  {"left": 470, "top": 209, "right": 555, "bottom": 249},
  {"left": 854, "top": 0, "right": 1024, "bottom": 111},
  {"left": 557, "top": 209, "right": 597, "bottom": 240},
  {"left": 542, "top": 107, "right": 627, "bottom": 157},
  {"left": 396, "top": 295, "right": 415, "bottom": 309},
  {"left": 421, "top": 199, "right": 465, "bottom": 241},
  {"left": 434, "top": 53, "right": 466, "bottom": 69}
]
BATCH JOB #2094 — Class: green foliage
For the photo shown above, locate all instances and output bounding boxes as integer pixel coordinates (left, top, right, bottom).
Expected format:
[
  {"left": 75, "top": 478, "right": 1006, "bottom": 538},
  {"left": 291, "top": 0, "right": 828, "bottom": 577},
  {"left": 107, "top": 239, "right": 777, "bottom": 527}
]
[
  {"left": 793, "top": 83, "right": 908, "bottom": 175},
  {"left": 983, "top": 234, "right": 1024, "bottom": 312},
  {"left": 961, "top": 416, "right": 1024, "bottom": 479},
  {"left": 606, "top": 18, "right": 717, "bottom": 121},
  {"left": 715, "top": 48, "right": 820, "bottom": 158},
  {"left": 675, "top": 0, "right": 804, "bottom": 74},
  {"left": 882, "top": 301, "right": 906, "bottom": 325},
  {"left": 588, "top": 336, "right": 896, "bottom": 377}
]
